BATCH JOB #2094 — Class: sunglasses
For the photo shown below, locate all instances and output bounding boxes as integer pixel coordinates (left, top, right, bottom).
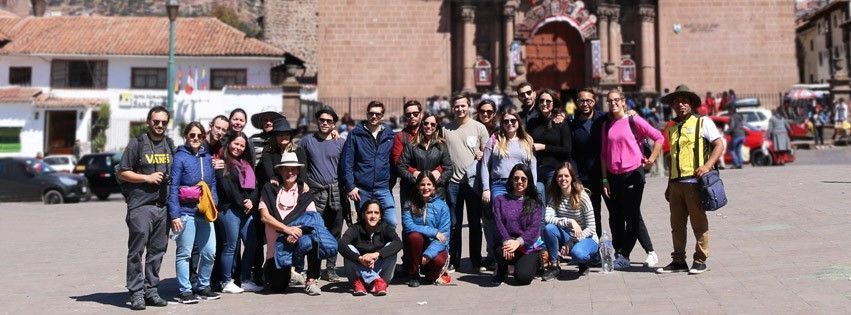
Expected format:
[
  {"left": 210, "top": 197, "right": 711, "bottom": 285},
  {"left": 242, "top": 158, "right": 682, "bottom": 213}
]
[
  {"left": 367, "top": 111, "right": 384, "bottom": 118},
  {"left": 422, "top": 121, "right": 438, "bottom": 127},
  {"left": 519, "top": 90, "right": 533, "bottom": 96},
  {"left": 187, "top": 133, "right": 202, "bottom": 140},
  {"left": 606, "top": 98, "right": 624, "bottom": 104},
  {"left": 578, "top": 99, "right": 594, "bottom": 104},
  {"left": 318, "top": 118, "right": 335, "bottom": 125},
  {"left": 151, "top": 119, "right": 167, "bottom": 126},
  {"left": 404, "top": 111, "right": 421, "bottom": 118},
  {"left": 479, "top": 110, "right": 494, "bottom": 115},
  {"left": 502, "top": 118, "right": 518, "bottom": 125},
  {"left": 513, "top": 176, "right": 529, "bottom": 182},
  {"left": 538, "top": 99, "right": 553, "bottom": 105}
]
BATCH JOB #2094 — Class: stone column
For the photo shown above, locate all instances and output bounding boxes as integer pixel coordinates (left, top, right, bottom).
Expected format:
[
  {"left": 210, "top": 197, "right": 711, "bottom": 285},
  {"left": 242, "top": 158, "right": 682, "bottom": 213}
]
[
  {"left": 460, "top": 4, "right": 477, "bottom": 93},
  {"left": 503, "top": 1, "right": 516, "bottom": 94},
  {"left": 598, "top": 15, "right": 609, "bottom": 70},
  {"left": 598, "top": 3, "right": 621, "bottom": 83},
  {"left": 639, "top": 4, "right": 657, "bottom": 93},
  {"left": 607, "top": 6, "right": 622, "bottom": 65}
]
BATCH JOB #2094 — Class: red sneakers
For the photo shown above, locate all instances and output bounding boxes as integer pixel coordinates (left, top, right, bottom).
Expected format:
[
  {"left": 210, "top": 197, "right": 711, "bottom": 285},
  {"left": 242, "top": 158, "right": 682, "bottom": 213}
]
[
  {"left": 352, "top": 277, "right": 367, "bottom": 296},
  {"left": 371, "top": 278, "right": 388, "bottom": 296}
]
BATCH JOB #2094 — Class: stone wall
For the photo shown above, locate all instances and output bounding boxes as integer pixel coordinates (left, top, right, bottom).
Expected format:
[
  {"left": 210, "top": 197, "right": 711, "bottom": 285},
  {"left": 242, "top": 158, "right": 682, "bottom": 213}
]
[
  {"left": 264, "top": 0, "right": 318, "bottom": 76},
  {"left": 657, "top": 0, "right": 798, "bottom": 98}
]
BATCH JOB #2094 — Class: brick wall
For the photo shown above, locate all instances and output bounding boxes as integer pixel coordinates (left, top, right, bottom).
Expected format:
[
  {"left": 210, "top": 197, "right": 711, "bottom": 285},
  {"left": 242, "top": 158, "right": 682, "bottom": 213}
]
[
  {"left": 264, "top": 0, "right": 319, "bottom": 76},
  {"left": 316, "top": 0, "right": 452, "bottom": 98},
  {"left": 657, "top": 0, "right": 798, "bottom": 99}
]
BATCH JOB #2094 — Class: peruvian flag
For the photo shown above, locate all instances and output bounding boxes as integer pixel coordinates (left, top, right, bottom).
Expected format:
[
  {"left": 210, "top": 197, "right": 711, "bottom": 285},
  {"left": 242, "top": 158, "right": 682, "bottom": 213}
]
[{"left": 185, "top": 66, "right": 195, "bottom": 95}]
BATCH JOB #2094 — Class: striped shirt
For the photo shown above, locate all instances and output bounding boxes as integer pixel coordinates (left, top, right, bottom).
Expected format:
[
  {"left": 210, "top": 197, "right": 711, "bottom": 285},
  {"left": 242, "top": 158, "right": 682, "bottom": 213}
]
[{"left": 544, "top": 190, "right": 598, "bottom": 242}]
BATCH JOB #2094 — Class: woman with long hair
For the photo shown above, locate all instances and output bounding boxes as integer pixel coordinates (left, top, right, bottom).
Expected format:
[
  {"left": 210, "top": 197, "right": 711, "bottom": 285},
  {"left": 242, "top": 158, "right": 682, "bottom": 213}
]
[
  {"left": 475, "top": 99, "right": 499, "bottom": 271},
  {"left": 338, "top": 199, "right": 402, "bottom": 296},
  {"left": 481, "top": 112, "right": 537, "bottom": 204},
  {"left": 491, "top": 163, "right": 543, "bottom": 286},
  {"left": 401, "top": 172, "right": 452, "bottom": 287},
  {"left": 215, "top": 132, "right": 263, "bottom": 293},
  {"left": 168, "top": 122, "right": 219, "bottom": 303},
  {"left": 476, "top": 99, "right": 499, "bottom": 135},
  {"left": 397, "top": 113, "right": 453, "bottom": 201},
  {"left": 541, "top": 162, "right": 598, "bottom": 280},
  {"left": 528, "top": 89, "right": 572, "bottom": 201}
]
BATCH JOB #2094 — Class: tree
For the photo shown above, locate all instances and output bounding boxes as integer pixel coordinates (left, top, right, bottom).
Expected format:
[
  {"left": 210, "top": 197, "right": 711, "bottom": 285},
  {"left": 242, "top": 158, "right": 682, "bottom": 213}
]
[{"left": 91, "top": 103, "right": 110, "bottom": 153}]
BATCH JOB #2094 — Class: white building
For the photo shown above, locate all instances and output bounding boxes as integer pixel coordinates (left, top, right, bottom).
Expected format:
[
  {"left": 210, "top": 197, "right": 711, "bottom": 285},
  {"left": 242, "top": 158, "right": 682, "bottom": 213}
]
[
  {"left": 796, "top": 0, "right": 849, "bottom": 84},
  {"left": 0, "top": 12, "right": 299, "bottom": 157}
]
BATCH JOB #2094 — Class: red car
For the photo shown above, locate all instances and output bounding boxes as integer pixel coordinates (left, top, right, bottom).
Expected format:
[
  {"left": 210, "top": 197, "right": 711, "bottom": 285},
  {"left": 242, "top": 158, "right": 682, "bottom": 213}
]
[{"left": 661, "top": 116, "right": 794, "bottom": 166}]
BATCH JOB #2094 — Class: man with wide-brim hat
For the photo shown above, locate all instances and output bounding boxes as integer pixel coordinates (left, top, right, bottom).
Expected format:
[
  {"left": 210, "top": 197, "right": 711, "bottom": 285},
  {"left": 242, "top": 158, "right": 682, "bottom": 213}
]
[{"left": 656, "top": 84, "right": 725, "bottom": 276}]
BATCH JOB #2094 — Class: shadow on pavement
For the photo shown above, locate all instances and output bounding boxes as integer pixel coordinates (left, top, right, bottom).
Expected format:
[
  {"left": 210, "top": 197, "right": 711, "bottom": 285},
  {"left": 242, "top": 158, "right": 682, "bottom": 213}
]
[{"left": 70, "top": 278, "right": 180, "bottom": 310}]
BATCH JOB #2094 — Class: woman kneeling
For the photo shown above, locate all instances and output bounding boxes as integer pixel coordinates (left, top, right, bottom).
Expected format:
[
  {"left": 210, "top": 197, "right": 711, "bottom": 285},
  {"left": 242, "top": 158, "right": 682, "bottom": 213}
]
[
  {"left": 541, "top": 162, "right": 599, "bottom": 280},
  {"left": 492, "top": 163, "right": 544, "bottom": 286},
  {"left": 339, "top": 200, "right": 402, "bottom": 296},
  {"left": 402, "top": 173, "right": 451, "bottom": 287}
]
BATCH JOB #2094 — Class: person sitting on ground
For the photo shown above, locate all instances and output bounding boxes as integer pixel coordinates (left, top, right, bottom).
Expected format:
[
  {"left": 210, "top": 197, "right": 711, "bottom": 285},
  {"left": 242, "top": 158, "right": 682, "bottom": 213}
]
[
  {"left": 338, "top": 199, "right": 402, "bottom": 296},
  {"left": 541, "top": 162, "right": 599, "bottom": 280},
  {"left": 258, "top": 152, "right": 337, "bottom": 296},
  {"left": 402, "top": 172, "right": 452, "bottom": 287},
  {"left": 491, "top": 163, "right": 544, "bottom": 286}
]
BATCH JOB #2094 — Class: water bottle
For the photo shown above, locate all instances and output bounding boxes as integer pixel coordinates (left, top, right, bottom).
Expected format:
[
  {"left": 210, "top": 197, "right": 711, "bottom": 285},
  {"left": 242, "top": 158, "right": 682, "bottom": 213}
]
[{"left": 599, "top": 231, "right": 614, "bottom": 273}]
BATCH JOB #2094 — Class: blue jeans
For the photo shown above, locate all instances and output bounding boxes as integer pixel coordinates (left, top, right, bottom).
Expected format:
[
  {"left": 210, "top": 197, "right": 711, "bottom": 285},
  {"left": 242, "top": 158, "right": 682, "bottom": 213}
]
[
  {"left": 218, "top": 208, "right": 256, "bottom": 283},
  {"left": 356, "top": 187, "right": 397, "bottom": 227},
  {"left": 542, "top": 223, "right": 599, "bottom": 264},
  {"left": 175, "top": 213, "right": 216, "bottom": 294},
  {"left": 343, "top": 245, "right": 396, "bottom": 285},
  {"left": 447, "top": 178, "right": 482, "bottom": 267},
  {"left": 730, "top": 135, "right": 745, "bottom": 167}
]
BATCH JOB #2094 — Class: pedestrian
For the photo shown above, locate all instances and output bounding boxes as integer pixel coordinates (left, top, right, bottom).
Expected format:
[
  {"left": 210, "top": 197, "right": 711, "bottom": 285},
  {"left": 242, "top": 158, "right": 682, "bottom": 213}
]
[
  {"left": 402, "top": 172, "right": 452, "bottom": 287},
  {"left": 116, "top": 106, "right": 174, "bottom": 310},
  {"left": 340, "top": 101, "right": 398, "bottom": 225},
  {"left": 168, "top": 121, "right": 220, "bottom": 304},
  {"left": 443, "top": 94, "right": 490, "bottom": 272},
  {"left": 397, "top": 113, "right": 453, "bottom": 201},
  {"left": 656, "top": 85, "right": 725, "bottom": 275},
  {"left": 600, "top": 89, "right": 664, "bottom": 270},
  {"left": 481, "top": 111, "right": 537, "bottom": 206},
  {"left": 516, "top": 82, "right": 539, "bottom": 126},
  {"left": 570, "top": 88, "right": 606, "bottom": 238},
  {"left": 703, "top": 92, "right": 716, "bottom": 115},
  {"left": 810, "top": 104, "right": 828, "bottom": 148},
  {"left": 767, "top": 111, "right": 792, "bottom": 153},
  {"left": 215, "top": 131, "right": 263, "bottom": 293},
  {"left": 257, "top": 152, "right": 336, "bottom": 295},
  {"left": 338, "top": 199, "right": 403, "bottom": 296},
  {"left": 527, "top": 88, "right": 572, "bottom": 202},
  {"left": 298, "top": 107, "right": 347, "bottom": 283},
  {"left": 727, "top": 106, "right": 745, "bottom": 168},
  {"left": 392, "top": 100, "right": 424, "bottom": 207},
  {"left": 541, "top": 162, "right": 598, "bottom": 280},
  {"left": 833, "top": 98, "right": 848, "bottom": 140},
  {"left": 491, "top": 163, "right": 543, "bottom": 286},
  {"left": 73, "top": 139, "right": 82, "bottom": 159}
]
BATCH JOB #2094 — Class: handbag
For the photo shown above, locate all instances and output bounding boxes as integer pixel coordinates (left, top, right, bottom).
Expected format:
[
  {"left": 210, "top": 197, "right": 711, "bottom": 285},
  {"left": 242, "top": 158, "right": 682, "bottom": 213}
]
[
  {"left": 178, "top": 185, "right": 201, "bottom": 203},
  {"left": 698, "top": 170, "right": 727, "bottom": 211}
]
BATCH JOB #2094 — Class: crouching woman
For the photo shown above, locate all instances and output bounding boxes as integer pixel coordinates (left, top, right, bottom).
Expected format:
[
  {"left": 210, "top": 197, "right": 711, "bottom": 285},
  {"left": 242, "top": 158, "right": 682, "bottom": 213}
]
[
  {"left": 338, "top": 200, "right": 402, "bottom": 296},
  {"left": 401, "top": 172, "right": 451, "bottom": 287},
  {"left": 258, "top": 152, "right": 338, "bottom": 296},
  {"left": 491, "top": 163, "right": 544, "bottom": 286}
]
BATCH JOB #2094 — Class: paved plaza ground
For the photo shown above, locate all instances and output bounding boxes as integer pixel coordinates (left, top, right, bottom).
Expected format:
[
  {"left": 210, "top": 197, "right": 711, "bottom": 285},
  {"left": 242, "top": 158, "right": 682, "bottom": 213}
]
[{"left": 1, "top": 148, "right": 850, "bottom": 314}]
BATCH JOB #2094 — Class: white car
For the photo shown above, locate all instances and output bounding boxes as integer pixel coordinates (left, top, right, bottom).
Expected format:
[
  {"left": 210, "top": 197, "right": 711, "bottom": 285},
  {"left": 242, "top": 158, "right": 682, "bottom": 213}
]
[
  {"left": 43, "top": 154, "right": 77, "bottom": 173},
  {"left": 717, "top": 99, "right": 772, "bottom": 131}
]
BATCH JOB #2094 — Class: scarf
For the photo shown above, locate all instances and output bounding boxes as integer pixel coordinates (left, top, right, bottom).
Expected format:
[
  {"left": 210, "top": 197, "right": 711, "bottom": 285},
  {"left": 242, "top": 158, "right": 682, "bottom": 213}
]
[{"left": 235, "top": 159, "right": 256, "bottom": 190}]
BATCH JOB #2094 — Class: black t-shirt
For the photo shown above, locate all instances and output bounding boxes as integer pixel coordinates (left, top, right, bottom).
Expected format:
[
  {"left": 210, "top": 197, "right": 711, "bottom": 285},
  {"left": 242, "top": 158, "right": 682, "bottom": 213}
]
[{"left": 119, "top": 134, "right": 174, "bottom": 210}]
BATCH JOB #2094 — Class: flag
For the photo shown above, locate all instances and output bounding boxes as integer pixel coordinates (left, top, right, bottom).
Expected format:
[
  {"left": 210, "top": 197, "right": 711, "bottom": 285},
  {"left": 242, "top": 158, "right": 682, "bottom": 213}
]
[
  {"left": 185, "top": 66, "right": 195, "bottom": 95},
  {"left": 199, "top": 67, "right": 208, "bottom": 90},
  {"left": 175, "top": 66, "right": 182, "bottom": 94}
]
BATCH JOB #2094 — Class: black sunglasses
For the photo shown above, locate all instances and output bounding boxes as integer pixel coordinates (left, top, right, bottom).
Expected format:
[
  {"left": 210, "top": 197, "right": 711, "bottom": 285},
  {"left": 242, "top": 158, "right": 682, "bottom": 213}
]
[
  {"left": 404, "top": 111, "right": 421, "bottom": 118},
  {"left": 151, "top": 119, "right": 167, "bottom": 126}
]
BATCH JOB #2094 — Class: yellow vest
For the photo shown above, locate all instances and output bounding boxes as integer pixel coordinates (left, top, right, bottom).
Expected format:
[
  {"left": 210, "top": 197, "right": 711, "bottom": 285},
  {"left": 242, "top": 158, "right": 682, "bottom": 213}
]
[{"left": 666, "top": 115, "right": 707, "bottom": 180}]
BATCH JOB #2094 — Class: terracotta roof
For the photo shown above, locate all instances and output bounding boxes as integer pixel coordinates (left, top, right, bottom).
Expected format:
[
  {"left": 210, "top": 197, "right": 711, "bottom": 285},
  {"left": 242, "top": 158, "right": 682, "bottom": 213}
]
[
  {"left": 0, "top": 87, "right": 42, "bottom": 103},
  {"left": 34, "top": 97, "right": 106, "bottom": 108},
  {"left": 0, "top": 16, "right": 286, "bottom": 57}
]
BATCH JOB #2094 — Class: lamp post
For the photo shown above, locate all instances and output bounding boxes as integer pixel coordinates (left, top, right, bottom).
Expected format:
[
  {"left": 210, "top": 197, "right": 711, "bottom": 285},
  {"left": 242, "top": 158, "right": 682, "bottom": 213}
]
[{"left": 166, "top": 0, "right": 179, "bottom": 121}]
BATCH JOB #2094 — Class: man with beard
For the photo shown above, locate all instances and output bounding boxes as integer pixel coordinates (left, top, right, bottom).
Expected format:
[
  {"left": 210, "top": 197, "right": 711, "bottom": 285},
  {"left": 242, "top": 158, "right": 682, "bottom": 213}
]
[
  {"left": 569, "top": 88, "right": 606, "bottom": 238},
  {"left": 516, "top": 82, "right": 539, "bottom": 127}
]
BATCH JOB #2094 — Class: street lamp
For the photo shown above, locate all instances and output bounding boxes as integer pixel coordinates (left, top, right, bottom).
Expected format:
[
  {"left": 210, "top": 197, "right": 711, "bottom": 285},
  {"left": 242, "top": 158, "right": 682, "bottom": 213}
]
[{"left": 165, "top": 0, "right": 179, "bottom": 123}]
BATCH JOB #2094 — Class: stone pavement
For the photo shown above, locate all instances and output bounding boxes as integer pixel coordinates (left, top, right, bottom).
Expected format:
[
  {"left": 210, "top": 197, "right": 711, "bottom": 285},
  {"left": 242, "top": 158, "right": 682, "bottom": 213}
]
[{"left": 1, "top": 149, "right": 850, "bottom": 314}]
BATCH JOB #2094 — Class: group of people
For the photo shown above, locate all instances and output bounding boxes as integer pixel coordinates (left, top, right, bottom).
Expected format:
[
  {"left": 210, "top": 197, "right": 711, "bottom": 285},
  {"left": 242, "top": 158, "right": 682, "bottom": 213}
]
[{"left": 117, "top": 82, "right": 725, "bottom": 310}]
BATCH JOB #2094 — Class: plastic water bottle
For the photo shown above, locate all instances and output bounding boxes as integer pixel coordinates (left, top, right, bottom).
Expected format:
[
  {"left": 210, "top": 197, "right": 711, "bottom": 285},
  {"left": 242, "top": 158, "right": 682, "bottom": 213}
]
[{"left": 599, "top": 231, "right": 614, "bottom": 273}]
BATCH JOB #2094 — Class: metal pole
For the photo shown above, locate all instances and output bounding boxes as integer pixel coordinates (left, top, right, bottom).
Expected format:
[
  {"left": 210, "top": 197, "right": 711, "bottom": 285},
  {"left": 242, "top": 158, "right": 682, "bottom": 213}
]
[{"left": 166, "top": 18, "right": 176, "bottom": 122}]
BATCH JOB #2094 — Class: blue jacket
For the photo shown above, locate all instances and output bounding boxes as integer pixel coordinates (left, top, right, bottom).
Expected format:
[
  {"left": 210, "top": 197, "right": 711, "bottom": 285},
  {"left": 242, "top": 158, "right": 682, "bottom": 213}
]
[
  {"left": 340, "top": 122, "right": 395, "bottom": 192},
  {"left": 401, "top": 196, "right": 451, "bottom": 259},
  {"left": 168, "top": 144, "right": 217, "bottom": 220},
  {"left": 274, "top": 211, "right": 339, "bottom": 269}
]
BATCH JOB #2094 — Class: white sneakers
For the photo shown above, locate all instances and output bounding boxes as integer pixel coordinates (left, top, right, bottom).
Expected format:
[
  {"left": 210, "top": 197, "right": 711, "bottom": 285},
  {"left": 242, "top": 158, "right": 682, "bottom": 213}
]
[
  {"left": 613, "top": 254, "right": 631, "bottom": 270},
  {"left": 241, "top": 280, "right": 264, "bottom": 292},
  {"left": 221, "top": 280, "right": 244, "bottom": 294},
  {"left": 645, "top": 251, "right": 658, "bottom": 267},
  {"left": 289, "top": 268, "right": 306, "bottom": 286}
]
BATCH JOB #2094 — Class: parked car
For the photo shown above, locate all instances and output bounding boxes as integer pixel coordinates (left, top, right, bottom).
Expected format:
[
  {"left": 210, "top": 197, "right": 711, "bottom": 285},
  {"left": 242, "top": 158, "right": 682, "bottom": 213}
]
[
  {"left": 73, "top": 152, "right": 122, "bottom": 201},
  {"left": 0, "top": 157, "right": 89, "bottom": 204},
  {"left": 717, "top": 98, "right": 772, "bottom": 131},
  {"left": 43, "top": 154, "right": 77, "bottom": 173}
]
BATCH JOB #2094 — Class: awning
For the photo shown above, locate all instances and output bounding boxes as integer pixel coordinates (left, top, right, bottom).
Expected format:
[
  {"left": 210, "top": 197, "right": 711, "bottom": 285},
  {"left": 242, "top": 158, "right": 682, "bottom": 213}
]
[{"left": 787, "top": 89, "right": 816, "bottom": 100}]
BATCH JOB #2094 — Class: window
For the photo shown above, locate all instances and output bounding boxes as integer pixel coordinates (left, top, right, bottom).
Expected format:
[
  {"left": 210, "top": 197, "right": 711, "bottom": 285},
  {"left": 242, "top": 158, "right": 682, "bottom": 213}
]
[
  {"left": 819, "top": 52, "right": 823, "bottom": 66},
  {"left": 0, "top": 127, "right": 22, "bottom": 153},
  {"left": 51, "top": 60, "right": 108, "bottom": 89},
  {"left": 810, "top": 40, "right": 814, "bottom": 51},
  {"left": 210, "top": 69, "right": 247, "bottom": 90},
  {"left": 9, "top": 67, "right": 32, "bottom": 86},
  {"left": 131, "top": 68, "right": 167, "bottom": 89}
]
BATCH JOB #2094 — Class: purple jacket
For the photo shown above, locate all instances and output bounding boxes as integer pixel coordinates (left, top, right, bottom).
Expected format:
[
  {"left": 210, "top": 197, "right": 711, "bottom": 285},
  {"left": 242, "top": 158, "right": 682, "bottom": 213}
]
[{"left": 492, "top": 194, "right": 543, "bottom": 246}]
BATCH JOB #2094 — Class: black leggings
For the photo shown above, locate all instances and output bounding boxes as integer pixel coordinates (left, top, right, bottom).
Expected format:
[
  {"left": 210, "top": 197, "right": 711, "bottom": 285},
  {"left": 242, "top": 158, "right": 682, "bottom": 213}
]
[
  {"left": 494, "top": 245, "right": 539, "bottom": 286},
  {"left": 263, "top": 247, "right": 321, "bottom": 292},
  {"left": 603, "top": 167, "right": 654, "bottom": 259}
]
